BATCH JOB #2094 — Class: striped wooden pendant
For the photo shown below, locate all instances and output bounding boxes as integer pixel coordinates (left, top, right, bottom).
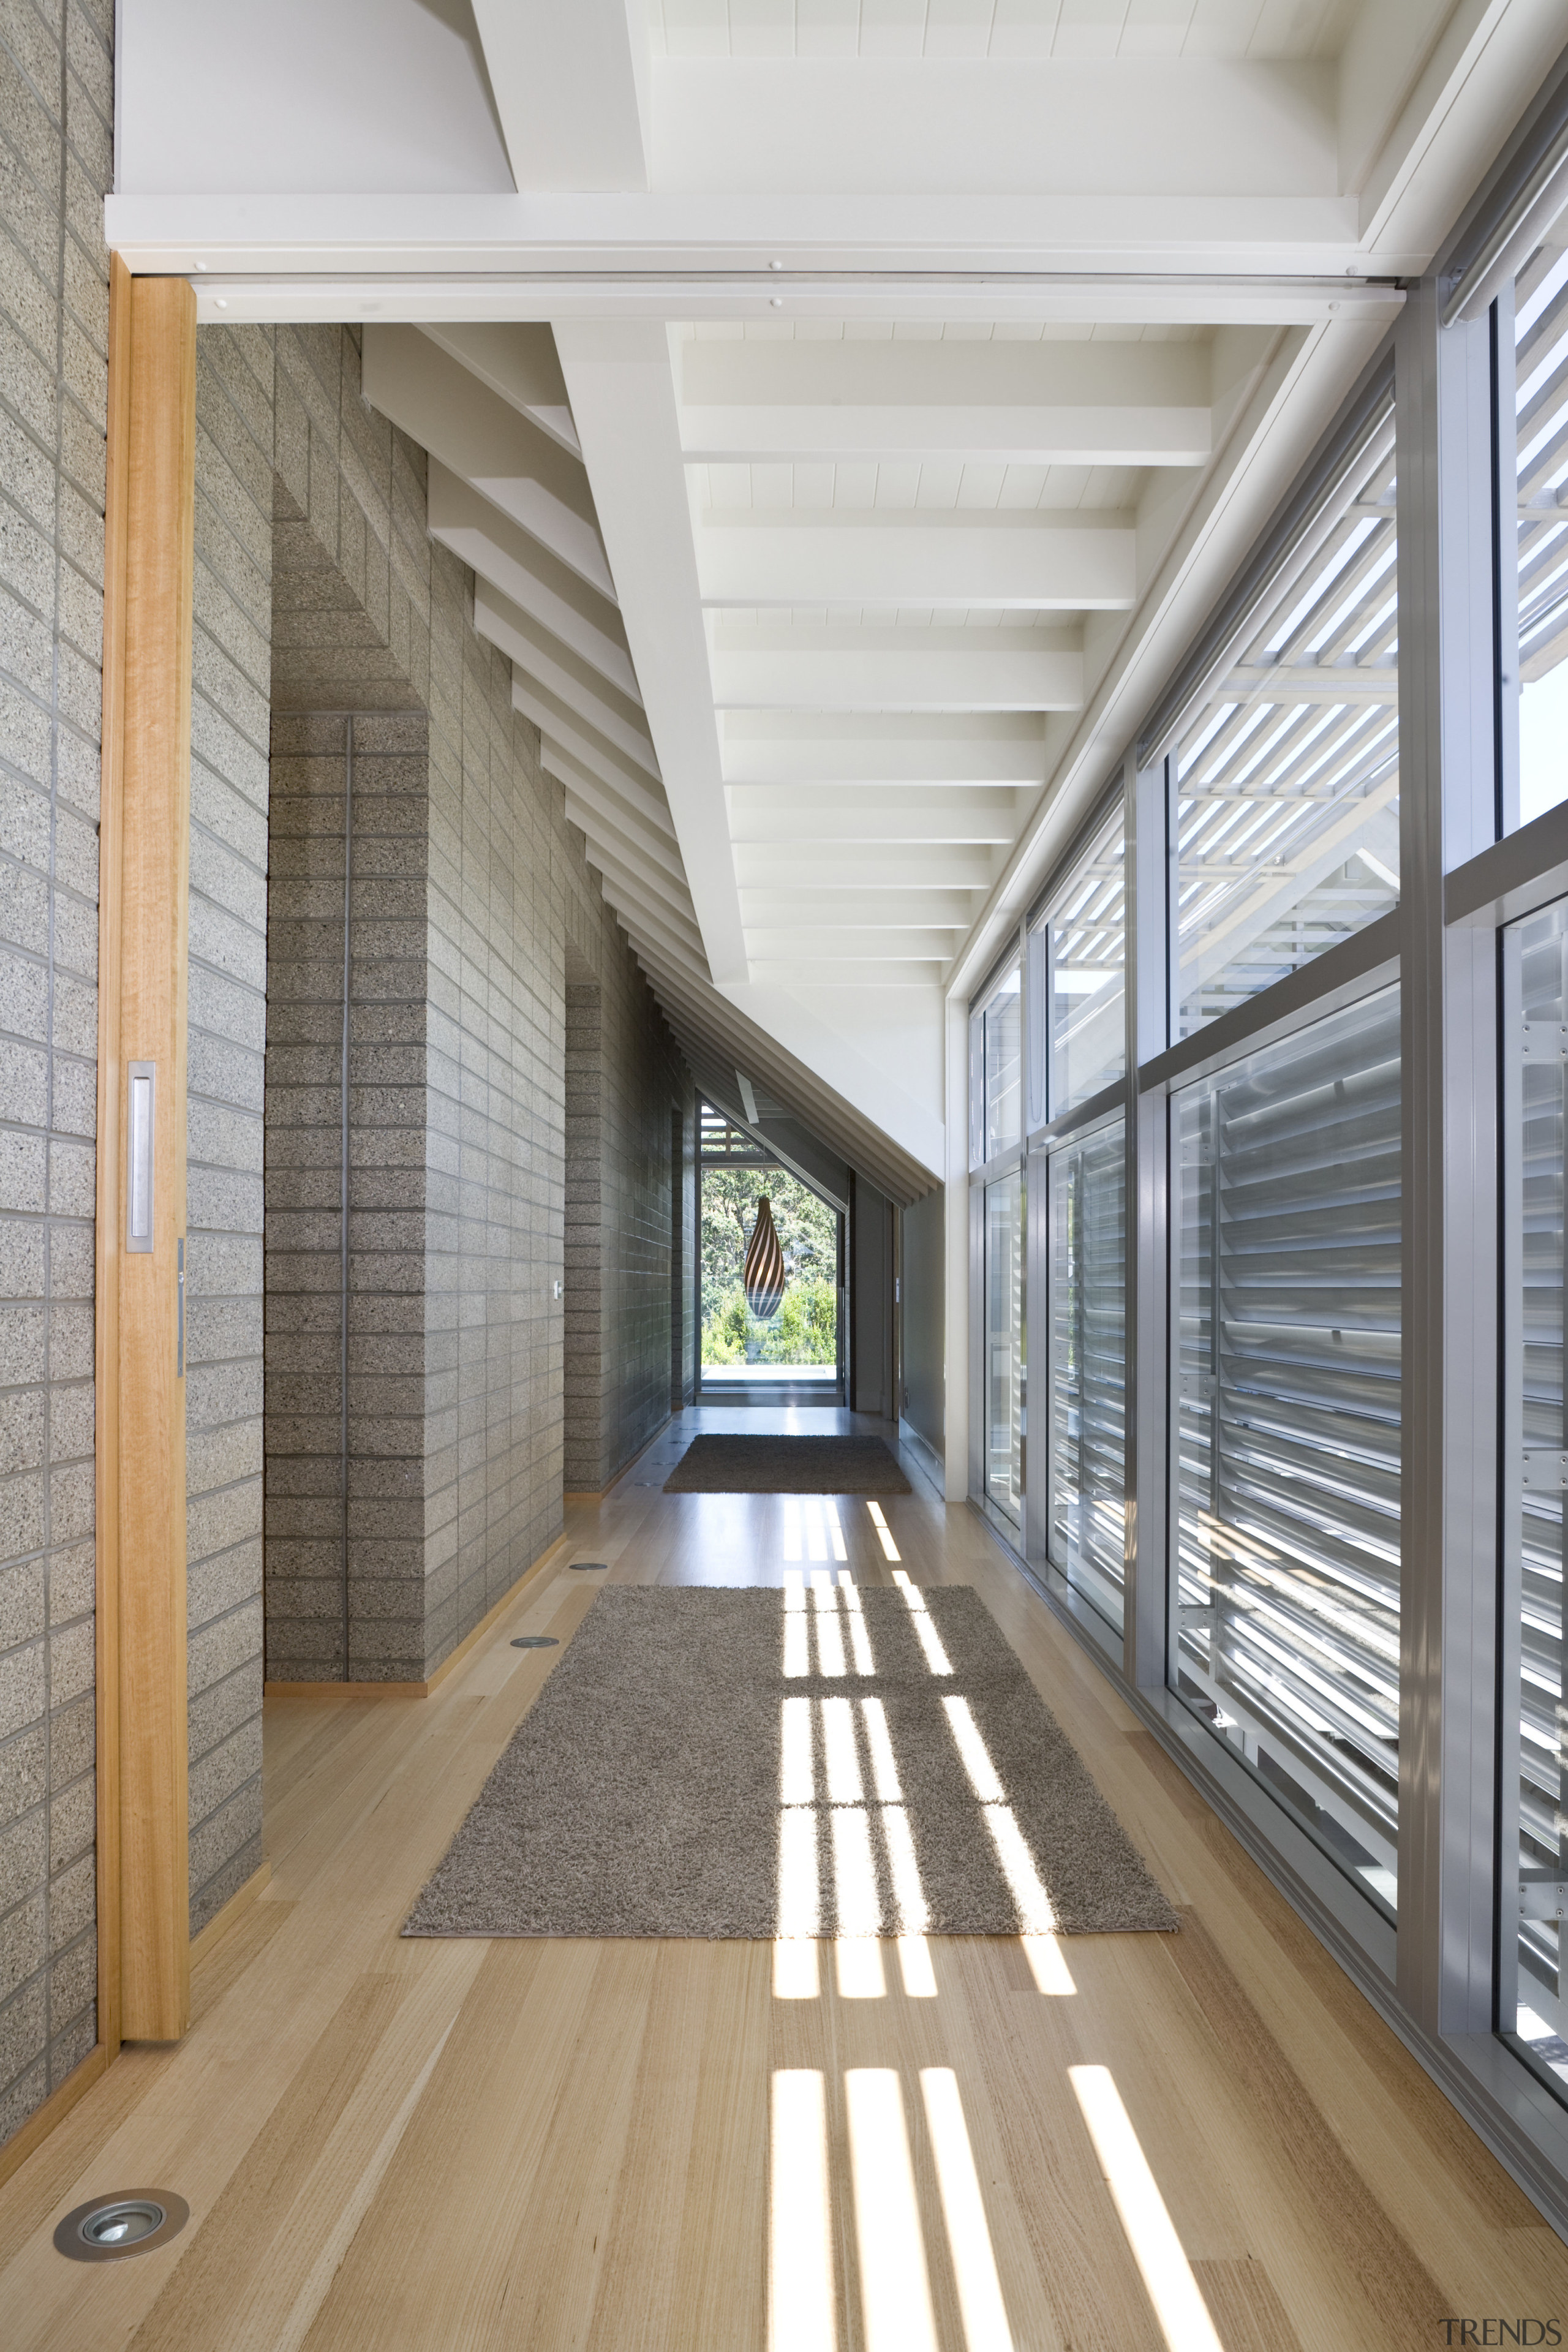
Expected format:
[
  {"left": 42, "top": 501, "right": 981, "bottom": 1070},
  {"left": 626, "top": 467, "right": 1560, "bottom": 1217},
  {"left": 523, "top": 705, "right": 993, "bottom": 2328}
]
[{"left": 744, "top": 1196, "right": 786, "bottom": 1320}]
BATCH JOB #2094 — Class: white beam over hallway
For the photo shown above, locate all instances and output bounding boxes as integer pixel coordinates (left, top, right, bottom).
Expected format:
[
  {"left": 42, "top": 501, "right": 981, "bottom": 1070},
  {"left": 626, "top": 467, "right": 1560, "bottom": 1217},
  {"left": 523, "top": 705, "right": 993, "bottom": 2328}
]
[
  {"left": 469, "top": 0, "right": 652, "bottom": 192},
  {"left": 709, "top": 628, "right": 1084, "bottom": 714},
  {"left": 361, "top": 325, "right": 613, "bottom": 597},
  {"left": 426, "top": 461, "right": 638, "bottom": 699},
  {"left": 695, "top": 513, "right": 1137, "bottom": 611},
  {"left": 678, "top": 334, "right": 1218, "bottom": 467},
  {"left": 553, "top": 320, "right": 750, "bottom": 984},
  {"left": 476, "top": 586, "right": 656, "bottom": 772}
]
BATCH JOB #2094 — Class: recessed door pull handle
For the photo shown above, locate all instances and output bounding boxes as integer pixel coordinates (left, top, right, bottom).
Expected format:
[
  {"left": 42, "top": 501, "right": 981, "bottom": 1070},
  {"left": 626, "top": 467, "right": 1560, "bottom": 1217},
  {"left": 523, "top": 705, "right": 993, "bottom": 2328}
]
[{"left": 127, "top": 1061, "right": 155, "bottom": 1254}]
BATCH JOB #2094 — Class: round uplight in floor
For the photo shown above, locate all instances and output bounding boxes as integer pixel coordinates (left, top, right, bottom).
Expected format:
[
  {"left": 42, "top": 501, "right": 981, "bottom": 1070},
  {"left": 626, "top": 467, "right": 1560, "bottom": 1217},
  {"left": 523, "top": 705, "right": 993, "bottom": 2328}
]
[
  {"left": 511, "top": 1635, "right": 559, "bottom": 1648},
  {"left": 55, "top": 2192, "right": 189, "bottom": 2262},
  {"left": 570, "top": 1561, "right": 608, "bottom": 1572}
]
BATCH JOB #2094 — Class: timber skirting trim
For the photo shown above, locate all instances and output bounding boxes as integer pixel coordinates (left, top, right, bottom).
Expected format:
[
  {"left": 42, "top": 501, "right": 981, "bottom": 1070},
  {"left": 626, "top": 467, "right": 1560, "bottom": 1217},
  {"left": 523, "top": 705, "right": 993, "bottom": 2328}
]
[
  {"left": 263, "top": 1532, "right": 573, "bottom": 1699},
  {"left": 0, "top": 2045, "right": 113, "bottom": 2194},
  {"left": 189, "top": 1862, "right": 273, "bottom": 1969}
]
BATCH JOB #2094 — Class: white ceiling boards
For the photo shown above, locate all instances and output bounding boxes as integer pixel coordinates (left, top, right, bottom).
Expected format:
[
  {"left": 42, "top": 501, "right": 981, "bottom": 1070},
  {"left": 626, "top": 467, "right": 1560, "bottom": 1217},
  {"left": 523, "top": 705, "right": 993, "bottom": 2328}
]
[{"left": 108, "top": 0, "right": 1563, "bottom": 1192}]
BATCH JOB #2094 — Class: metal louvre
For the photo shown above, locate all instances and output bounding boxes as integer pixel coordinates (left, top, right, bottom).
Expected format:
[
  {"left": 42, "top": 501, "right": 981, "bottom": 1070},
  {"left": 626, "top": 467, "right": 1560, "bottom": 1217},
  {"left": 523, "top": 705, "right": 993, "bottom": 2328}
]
[
  {"left": 1047, "top": 1115, "right": 1127, "bottom": 1633},
  {"left": 1175, "top": 410, "right": 1399, "bottom": 1038},
  {"left": 1516, "top": 237, "right": 1568, "bottom": 731},
  {"left": 1504, "top": 902, "right": 1568, "bottom": 2065},
  {"left": 983, "top": 1170, "right": 1024, "bottom": 1528},
  {"left": 1174, "top": 986, "right": 1402, "bottom": 1908},
  {"left": 1042, "top": 807, "right": 1127, "bottom": 1121}
]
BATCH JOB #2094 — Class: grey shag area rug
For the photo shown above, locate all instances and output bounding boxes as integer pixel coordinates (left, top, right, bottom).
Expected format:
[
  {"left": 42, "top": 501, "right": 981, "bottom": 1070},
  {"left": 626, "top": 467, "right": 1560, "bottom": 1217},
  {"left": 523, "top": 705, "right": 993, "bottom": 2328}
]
[
  {"left": 403, "top": 1585, "right": 1175, "bottom": 1940},
  {"left": 663, "top": 1433, "right": 911, "bottom": 1495}
]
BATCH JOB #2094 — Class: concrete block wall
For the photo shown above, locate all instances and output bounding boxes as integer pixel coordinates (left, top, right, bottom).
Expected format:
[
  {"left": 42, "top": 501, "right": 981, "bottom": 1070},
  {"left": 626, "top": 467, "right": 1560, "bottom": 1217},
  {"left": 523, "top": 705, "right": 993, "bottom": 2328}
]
[
  {"left": 560, "top": 894, "right": 692, "bottom": 1494},
  {"left": 263, "top": 703, "right": 431, "bottom": 1689},
  {"left": 0, "top": 0, "right": 111, "bottom": 2142},
  {"left": 252, "top": 325, "right": 690, "bottom": 1683},
  {"left": 562, "top": 968, "right": 602, "bottom": 1492},
  {"left": 422, "top": 570, "right": 573, "bottom": 1669},
  {"left": 185, "top": 323, "right": 274, "bottom": 1933}
]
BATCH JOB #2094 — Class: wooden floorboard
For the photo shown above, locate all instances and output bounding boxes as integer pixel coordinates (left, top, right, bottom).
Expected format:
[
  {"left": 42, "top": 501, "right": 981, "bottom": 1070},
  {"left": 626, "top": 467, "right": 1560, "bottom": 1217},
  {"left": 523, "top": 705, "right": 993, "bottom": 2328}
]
[{"left": 5, "top": 1402, "right": 1567, "bottom": 2350}]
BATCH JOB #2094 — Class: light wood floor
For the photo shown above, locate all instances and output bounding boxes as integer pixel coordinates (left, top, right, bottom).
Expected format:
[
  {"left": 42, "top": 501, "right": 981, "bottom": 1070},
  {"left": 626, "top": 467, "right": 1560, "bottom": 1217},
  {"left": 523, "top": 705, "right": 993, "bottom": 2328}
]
[{"left": 5, "top": 1404, "right": 1566, "bottom": 2350}]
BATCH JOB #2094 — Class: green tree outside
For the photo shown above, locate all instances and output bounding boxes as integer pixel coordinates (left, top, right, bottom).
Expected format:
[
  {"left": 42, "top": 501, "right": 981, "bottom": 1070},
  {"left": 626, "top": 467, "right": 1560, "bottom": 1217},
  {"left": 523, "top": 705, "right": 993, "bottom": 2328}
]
[{"left": 700, "top": 1168, "right": 839, "bottom": 1366}]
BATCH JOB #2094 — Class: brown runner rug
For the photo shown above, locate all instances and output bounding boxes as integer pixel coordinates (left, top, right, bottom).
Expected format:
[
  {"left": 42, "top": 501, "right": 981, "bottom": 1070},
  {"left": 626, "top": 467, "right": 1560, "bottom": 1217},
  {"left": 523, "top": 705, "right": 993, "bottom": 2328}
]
[
  {"left": 663, "top": 1433, "right": 911, "bottom": 1494},
  {"left": 403, "top": 1585, "right": 1175, "bottom": 1940}
]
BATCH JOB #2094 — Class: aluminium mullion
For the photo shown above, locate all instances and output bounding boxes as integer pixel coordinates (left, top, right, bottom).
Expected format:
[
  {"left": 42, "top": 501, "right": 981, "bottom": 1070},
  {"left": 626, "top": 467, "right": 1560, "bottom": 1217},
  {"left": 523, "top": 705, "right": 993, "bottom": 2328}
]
[
  {"left": 1397, "top": 277, "right": 1501, "bottom": 2036},
  {"left": 1499, "top": 279, "right": 1523, "bottom": 837},
  {"left": 1499, "top": 916, "right": 1527, "bottom": 2032},
  {"left": 1126, "top": 752, "right": 1173, "bottom": 1689}
]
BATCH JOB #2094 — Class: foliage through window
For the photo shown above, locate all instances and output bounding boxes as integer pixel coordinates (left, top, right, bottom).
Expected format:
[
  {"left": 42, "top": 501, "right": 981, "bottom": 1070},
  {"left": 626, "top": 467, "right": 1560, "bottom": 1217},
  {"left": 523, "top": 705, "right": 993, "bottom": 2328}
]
[{"left": 700, "top": 1165, "right": 839, "bottom": 1370}]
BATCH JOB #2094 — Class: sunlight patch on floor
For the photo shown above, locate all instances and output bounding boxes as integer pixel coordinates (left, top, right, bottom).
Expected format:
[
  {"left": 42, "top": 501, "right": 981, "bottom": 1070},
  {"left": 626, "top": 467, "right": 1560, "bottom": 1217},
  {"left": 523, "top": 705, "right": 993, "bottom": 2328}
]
[
  {"left": 846, "top": 2069, "right": 940, "bottom": 2352},
  {"left": 922, "top": 2067, "right": 1016, "bottom": 2352},
  {"left": 769, "top": 2070, "right": 838, "bottom": 2352},
  {"left": 1070, "top": 2065, "right": 1223, "bottom": 2352}
]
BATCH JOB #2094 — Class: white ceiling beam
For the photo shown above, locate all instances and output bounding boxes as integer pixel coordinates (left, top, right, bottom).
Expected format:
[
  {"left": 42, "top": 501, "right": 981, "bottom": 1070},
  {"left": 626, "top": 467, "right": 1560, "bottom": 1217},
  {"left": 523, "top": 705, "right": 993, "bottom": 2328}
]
[
  {"left": 734, "top": 843, "right": 998, "bottom": 892},
  {"left": 159, "top": 251, "right": 1404, "bottom": 327},
  {"left": 680, "top": 334, "right": 1215, "bottom": 464},
  {"left": 590, "top": 872, "right": 709, "bottom": 978},
  {"left": 513, "top": 675, "right": 662, "bottom": 796},
  {"left": 720, "top": 714, "right": 1044, "bottom": 787},
  {"left": 477, "top": 586, "right": 657, "bottom": 769},
  {"left": 559, "top": 783, "right": 689, "bottom": 891},
  {"left": 685, "top": 405, "right": 1212, "bottom": 467},
  {"left": 538, "top": 734, "right": 677, "bottom": 849},
  {"left": 681, "top": 328, "right": 1215, "bottom": 414},
  {"left": 748, "top": 960, "right": 943, "bottom": 989},
  {"left": 710, "top": 633, "right": 1083, "bottom": 714},
  {"left": 586, "top": 845, "right": 705, "bottom": 948},
  {"left": 468, "top": 0, "right": 650, "bottom": 192},
  {"left": 554, "top": 320, "right": 749, "bottom": 983},
  {"left": 727, "top": 787, "right": 1019, "bottom": 845},
  {"left": 420, "top": 323, "right": 579, "bottom": 456},
  {"left": 744, "top": 928, "right": 963, "bottom": 962},
  {"left": 426, "top": 460, "right": 638, "bottom": 698},
  {"left": 560, "top": 819, "right": 699, "bottom": 937},
  {"left": 695, "top": 514, "right": 1136, "bottom": 611},
  {"left": 741, "top": 888, "right": 982, "bottom": 929},
  {"left": 361, "top": 323, "right": 613, "bottom": 597}
]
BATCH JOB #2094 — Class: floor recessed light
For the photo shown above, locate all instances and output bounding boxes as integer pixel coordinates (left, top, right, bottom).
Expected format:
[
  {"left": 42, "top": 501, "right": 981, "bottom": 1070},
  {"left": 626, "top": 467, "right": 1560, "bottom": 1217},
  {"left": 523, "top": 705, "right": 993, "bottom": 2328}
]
[
  {"left": 570, "top": 1561, "right": 609, "bottom": 1571},
  {"left": 511, "top": 1634, "right": 559, "bottom": 1648},
  {"left": 55, "top": 2192, "right": 189, "bottom": 2263}
]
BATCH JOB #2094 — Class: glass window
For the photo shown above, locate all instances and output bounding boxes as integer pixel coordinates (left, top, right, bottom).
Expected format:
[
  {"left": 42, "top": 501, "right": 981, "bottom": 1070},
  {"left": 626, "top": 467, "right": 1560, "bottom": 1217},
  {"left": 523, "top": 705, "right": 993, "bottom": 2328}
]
[
  {"left": 1502, "top": 901, "right": 1568, "bottom": 2086},
  {"left": 1172, "top": 987, "right": 1401, "bottom": 1913},
  {"left": 1510, "top": 236, "right": 1568, "bottom": 828},
  {"left": 1046, "top": 1115, "right": 1126, "bottom": 1631},
  {"left": 983, "top": 1170, "right": 1024, "bottom": 1526},
  {"left": 1031, "top": 806, "right": 1126, "bottom": 1126},
  {"left": 982, "top": 962, "right": 1022, "bottom": 1161},
  {"left": 1174, "top": 413, "right": 1399, "bottom": 1038}
]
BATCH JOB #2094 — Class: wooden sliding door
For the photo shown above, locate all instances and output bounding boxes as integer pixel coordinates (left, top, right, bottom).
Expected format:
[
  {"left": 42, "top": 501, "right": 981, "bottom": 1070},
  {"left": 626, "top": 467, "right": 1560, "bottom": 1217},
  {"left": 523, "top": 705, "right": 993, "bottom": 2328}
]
[{"left": 97, "top": 257, "right": 197, "bottom": 2046}]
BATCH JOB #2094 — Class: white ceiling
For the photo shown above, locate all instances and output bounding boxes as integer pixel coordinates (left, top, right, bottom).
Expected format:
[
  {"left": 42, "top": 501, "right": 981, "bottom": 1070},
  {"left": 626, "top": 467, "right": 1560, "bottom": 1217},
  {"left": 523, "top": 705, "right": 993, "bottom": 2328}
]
[
  {"left": 108, "top": 0, "right": 1565, "bottom": 1194},
  {"left": 645, "top": 0, "right": 1357, "bottom": 61}
]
